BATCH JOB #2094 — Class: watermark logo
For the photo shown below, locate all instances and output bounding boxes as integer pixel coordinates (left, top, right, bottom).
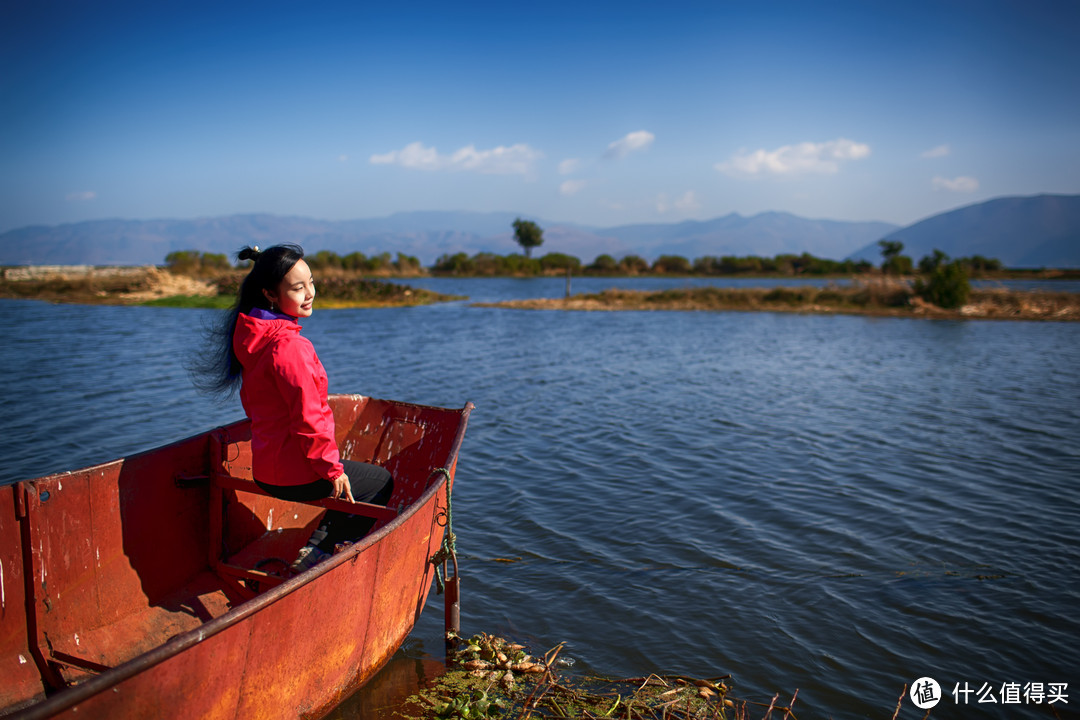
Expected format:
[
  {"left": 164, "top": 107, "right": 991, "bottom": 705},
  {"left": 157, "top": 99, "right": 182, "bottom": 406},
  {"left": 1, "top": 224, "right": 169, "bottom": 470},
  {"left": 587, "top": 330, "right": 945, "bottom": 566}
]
[
  {"left": 908, "top": 678, "right": 1069, "bottom": 707},
  {"left": 911, "top": 677, "right": 942, "bottom": 709}
]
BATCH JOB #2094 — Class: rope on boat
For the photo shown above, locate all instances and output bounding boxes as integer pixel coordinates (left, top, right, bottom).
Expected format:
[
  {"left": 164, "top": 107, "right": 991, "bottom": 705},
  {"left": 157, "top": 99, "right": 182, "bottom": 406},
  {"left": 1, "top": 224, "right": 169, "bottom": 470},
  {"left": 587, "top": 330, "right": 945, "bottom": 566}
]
[{"left": 428, "top": 467, "right": 456, "bottom": 594}]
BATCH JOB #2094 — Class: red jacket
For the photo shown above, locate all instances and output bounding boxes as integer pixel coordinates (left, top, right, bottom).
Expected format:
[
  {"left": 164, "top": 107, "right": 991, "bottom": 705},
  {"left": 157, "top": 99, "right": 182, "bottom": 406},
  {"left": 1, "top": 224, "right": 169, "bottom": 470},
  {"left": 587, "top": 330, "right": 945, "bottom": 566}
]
[{"left": 232, "top": 311, "right": 344, "bottom": 487}]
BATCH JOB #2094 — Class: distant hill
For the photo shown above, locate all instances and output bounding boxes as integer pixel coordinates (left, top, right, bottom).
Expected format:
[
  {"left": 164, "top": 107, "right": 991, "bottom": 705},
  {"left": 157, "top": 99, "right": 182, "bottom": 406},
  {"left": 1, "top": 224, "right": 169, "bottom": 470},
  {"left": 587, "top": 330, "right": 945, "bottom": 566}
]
[
  {"left": 0, "top": 214, "right": 519, "bottom": 267},
  {"left": 9, "top": 196, "right": 1078, "bottom": 269},
  {"left": 0, "top": 211, "right": 897, "bottom": 266},
  {"left": 599, "top": 212, "right": 898, "bottom": 261},
  {"left": 848, "top": 194, "right": 1080, "bottom": 268}
]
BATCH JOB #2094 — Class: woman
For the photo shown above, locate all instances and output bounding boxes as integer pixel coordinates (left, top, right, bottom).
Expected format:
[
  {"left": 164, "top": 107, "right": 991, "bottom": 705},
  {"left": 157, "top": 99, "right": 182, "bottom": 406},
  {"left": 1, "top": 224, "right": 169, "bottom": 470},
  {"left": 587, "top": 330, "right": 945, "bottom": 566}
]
[{"left": 196, "top": 243, "right": 393, "bottom": 572}]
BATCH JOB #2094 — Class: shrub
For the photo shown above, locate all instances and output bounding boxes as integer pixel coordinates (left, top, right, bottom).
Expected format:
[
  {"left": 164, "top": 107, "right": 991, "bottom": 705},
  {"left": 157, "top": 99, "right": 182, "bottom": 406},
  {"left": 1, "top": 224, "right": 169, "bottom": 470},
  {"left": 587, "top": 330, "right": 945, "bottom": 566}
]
[
  {"left": 164, "top": 250, "right": 200, "bottom": 274},
  {"left": 882, "top": 255, "right": 914, "bottom": 276},
  {"left": 916, "top": 261, "right": 971, "bottom": 309},
  {"left": 165, "top": 250, "right": 232, "bottom": 277},
  {"left": 815, "top": 290, "right": 846, "bottom": 304},
  {"left": 652, "top": 255, "right": 691, "bottom": 274},
  {"left": 588, "top": 254, "right": 619, "bottom": 274},
  {"left": 849, "top": 280, "right": 911, "bottom": 307},
  {"left": 432, "top": 252, "right": 474, "bottom": 275},
  {"left": 763, "top": 287, "right": 815, "bottom": 305},
  {"left": 693, "top": 256, "right": 722, "bottom": 274},
  {"left": 469, "top": 253, "right": 504, "bottom": 275},
  {"left": 499, "top": 253, "right": 541, "bottom": 275},
  {"left": 539, "top": 252, "right": 581, "bottom": 272},
  {"left": 392, "top": 252, "right": 422, "bottom": 274},
  {"left": 619, "top": 255, "right": 649, "bottom": 274},
  {"left": 957, "top": 255, "right": 1003, "bottom": 275},
  {"left": 341, "top": 252, "right": 368, "bottom": 271},
  {"left": 308, "top": 250, "right": 342, "bottom": 270}
]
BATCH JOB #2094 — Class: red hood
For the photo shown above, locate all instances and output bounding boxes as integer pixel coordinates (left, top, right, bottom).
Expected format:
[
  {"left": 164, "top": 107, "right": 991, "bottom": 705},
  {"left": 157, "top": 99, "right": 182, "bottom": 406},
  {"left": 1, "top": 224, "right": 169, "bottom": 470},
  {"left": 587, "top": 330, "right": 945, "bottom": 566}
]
[{"left": 233, "top": 312, "right": 300, "bottom": 366}]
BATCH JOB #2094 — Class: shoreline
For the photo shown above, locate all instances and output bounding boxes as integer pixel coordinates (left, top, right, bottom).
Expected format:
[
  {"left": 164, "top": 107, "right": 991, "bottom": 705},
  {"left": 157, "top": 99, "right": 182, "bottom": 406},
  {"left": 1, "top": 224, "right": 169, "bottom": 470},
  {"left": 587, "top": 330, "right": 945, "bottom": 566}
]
[
  {"left": 6, "top": 264, "right": 1080, "bottom": 283},
  {"left": 472, "top": 286, "right": 1080, "bottom": 321},
  {"left": 3, "top": 267, "right": 1079, "bottom": 320},
  {"left": 0, "top": 266, "right": 462, "bottom": 308}
]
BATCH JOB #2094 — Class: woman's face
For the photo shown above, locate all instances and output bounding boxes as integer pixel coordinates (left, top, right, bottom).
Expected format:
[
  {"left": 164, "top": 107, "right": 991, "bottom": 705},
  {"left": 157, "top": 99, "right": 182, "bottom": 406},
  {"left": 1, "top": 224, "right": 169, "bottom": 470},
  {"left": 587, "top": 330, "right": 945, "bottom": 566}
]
[{"left": 266, "top": 258, "right": 316, "bottom": 318}]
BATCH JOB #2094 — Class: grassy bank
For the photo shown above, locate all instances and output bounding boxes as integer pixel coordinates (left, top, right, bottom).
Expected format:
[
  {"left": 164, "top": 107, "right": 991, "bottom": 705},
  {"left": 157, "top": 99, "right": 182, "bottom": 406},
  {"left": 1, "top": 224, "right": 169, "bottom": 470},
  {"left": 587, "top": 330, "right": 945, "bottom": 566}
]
[
  {"left": 473, "top": 282, "right": 1080, "bottom": 321},
  {"left": 0, "top": 266, "right": 463, "bottom": 308}
]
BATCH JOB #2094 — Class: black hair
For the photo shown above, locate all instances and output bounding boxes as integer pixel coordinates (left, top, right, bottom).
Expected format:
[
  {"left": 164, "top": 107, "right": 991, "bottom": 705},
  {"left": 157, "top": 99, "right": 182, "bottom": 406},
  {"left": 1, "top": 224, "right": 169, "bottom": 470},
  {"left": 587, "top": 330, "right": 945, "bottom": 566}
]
[{"left": 190, "top": 243, "right": 305, "bottom": 398}]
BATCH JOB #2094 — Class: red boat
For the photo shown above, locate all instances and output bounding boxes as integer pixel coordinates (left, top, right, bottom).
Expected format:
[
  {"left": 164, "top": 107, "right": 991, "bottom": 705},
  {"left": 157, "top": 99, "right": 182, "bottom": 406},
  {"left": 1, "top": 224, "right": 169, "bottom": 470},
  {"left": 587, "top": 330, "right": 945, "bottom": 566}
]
[{"left": 1, "top": 396, "right": 473, "bottom": 719}]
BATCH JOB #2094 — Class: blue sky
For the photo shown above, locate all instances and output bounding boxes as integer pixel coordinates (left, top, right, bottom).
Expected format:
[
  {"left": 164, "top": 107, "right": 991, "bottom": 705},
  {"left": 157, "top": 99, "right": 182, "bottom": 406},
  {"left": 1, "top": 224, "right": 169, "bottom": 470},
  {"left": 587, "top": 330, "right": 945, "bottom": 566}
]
[{"left": 2, "top": 0, "right": 1078, "bottom": 233}]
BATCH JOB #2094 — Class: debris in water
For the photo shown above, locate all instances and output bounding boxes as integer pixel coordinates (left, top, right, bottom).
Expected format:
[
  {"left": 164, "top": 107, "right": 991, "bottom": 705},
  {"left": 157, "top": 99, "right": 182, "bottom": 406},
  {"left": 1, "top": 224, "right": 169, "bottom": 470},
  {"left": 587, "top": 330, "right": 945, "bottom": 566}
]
[{"left": 396, "top": 631, "right": 804, "bottom": 719}]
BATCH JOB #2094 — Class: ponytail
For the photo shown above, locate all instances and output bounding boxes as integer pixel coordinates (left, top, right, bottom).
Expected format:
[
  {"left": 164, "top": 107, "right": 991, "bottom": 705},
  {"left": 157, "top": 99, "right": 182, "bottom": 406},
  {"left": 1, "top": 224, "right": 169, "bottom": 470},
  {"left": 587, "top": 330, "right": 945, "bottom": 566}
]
[{"left": 237, "top": 246, "right": 261, "bottom": 263}]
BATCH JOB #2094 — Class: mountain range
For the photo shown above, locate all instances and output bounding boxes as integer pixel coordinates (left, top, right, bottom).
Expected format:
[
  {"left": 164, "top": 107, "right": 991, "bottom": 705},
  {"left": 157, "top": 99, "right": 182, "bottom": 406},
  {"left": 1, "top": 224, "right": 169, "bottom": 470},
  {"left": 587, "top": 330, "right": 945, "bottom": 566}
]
[
  {"left": 1, "top": 194, "right": 1077, "bottom": 268},
  {"left": 848, "top": 194, "right": 1080, "bottom": 268}
]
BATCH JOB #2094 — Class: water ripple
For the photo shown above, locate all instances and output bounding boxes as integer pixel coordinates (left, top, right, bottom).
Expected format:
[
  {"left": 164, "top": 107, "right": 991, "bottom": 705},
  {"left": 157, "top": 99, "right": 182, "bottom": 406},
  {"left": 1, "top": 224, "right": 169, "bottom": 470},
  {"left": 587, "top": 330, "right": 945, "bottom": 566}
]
[{"left": 3, "top": 296, "right": 1079, "bottom": 717}]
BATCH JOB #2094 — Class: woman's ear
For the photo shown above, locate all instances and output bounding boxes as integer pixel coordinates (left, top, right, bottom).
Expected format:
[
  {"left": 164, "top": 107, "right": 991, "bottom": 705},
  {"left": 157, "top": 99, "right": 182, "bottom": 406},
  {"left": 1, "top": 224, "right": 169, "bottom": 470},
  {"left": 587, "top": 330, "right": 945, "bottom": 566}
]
[{"left": 262, "top": 288, "right": 277, "bottom": 305}]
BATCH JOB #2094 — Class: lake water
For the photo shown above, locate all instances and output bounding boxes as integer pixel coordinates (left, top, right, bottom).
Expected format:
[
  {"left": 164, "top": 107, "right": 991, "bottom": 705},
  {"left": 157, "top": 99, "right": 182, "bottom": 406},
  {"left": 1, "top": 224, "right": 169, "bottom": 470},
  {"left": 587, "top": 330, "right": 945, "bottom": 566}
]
[{"left": 2, "top": 278, "right": 1078, "bottom": 719}]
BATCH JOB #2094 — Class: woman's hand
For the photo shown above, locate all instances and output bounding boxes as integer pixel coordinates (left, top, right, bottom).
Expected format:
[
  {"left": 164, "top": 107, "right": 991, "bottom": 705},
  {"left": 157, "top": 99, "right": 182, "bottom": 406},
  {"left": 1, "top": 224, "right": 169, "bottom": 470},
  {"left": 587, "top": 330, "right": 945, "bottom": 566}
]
[{"left": 332, "top": 472, "right": 355, "bottom": 502}]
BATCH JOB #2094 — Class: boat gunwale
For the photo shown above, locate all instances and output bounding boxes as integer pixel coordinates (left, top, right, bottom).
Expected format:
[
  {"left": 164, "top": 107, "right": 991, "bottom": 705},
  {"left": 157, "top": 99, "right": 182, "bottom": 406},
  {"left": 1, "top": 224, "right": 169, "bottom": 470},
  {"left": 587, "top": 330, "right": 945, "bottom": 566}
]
[{"left": 5, "top": 396, "right": 474, "bottom": 720}]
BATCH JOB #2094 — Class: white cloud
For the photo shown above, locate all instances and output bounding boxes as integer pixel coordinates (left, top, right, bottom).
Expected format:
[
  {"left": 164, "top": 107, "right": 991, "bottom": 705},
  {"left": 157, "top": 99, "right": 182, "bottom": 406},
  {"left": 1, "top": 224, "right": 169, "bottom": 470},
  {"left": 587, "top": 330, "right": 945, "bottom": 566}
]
[
  {"left": 921, "top": 144, "right": 950, "bottom": 158},
  {"left": 657, "top": 190, "right": 700, "bottom": 213},
  {"left": 66, "top": 191, "right": 96, "bottom": 202},
  {"left": 370, "top": 142, "right": 439, "bottom": 169},
  {"left": 560, "top": 179, "right": 587, "bottom": 196},
  {"left": 932, "top": 175, "right": 979, "bottom": 192},
  {"left": 370, "top": 141, "right": 542, "bottom": 175},
  {"left": 338, "top": 154, "right": 349, "bottom": 163},
  {"left": 716, "top": 138, "right": 870, "bottom": 177},
  {"left": 605, "top": 130, "right": 655, "bottom": 159},
  {"left": 675, "top": 190, "right": 700, "bottom": 211},
  {"left": 558, "top": 158, "right": 581, "bottom": 175}
]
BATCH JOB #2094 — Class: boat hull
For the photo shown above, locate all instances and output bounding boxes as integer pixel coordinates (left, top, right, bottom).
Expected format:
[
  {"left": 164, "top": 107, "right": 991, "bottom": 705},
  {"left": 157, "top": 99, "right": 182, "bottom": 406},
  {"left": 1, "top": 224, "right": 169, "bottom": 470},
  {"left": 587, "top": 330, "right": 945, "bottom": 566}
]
[{"left": 1, "top": 396, "right": 472, "bottom": 719}]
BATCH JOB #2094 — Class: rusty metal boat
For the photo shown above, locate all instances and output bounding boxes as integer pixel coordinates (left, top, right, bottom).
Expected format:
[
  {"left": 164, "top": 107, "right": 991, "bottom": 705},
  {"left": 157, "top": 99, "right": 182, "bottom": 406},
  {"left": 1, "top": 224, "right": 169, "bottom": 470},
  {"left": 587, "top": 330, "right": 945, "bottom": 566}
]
[{"left": 1, "top": 395, "right": 473, "bottom": 719}]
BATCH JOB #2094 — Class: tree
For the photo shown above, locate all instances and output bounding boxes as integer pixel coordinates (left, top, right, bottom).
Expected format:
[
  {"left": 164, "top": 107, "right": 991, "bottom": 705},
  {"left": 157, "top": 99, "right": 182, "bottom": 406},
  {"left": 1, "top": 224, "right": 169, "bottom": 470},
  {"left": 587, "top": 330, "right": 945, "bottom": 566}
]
[
  {"left": 693, "top": 256, "right": 721, "bottom": 275},
  {"left": 959, "top": 255, "right": 1003, "bottom": 275},
  {"left": 512, "top": 218, "right": 544, "bottom": 258},
  {"left": 365, "top": 252, "right": 392, "bottom": 272},
  {"left": 918, "top": 249, "right": 949, "bottom": 275},
  {"left": 432, "top": 252, "right": 474, "bottom": 275},
  {"left": 342, "top": 252, "right": 368, "bottom": 271},
  {"left": 588, "top": 254, "right": 619, "bottom": 274},
  {"left": 879, "top": 239, "right": 912, "bottom": 275},
  {"left": 879, "top": 240, "right": 903, "bottom": 264},
  {"left": 392, "top": 252, "right": 422, "bottom": 274},
  {"left": 884, "top": 255, "right": 914, "bottom": 275},
  {"left": 774, "top": 253, "right": 798, "bottom": 275},
  {"left": 652, "top": 255, "right": 691, "bottom": 274},
  {"left": 539, "top": 252, "right": 581, "bottom": 272},
  {"left": 471, "top": 252, "right": 503, "bottom": 275},
  {"left": 619, "top": 254, "right": 649, "bottom": 274},
  {"left": 308, "top": 250, "right": 342, "bottom": 270}
]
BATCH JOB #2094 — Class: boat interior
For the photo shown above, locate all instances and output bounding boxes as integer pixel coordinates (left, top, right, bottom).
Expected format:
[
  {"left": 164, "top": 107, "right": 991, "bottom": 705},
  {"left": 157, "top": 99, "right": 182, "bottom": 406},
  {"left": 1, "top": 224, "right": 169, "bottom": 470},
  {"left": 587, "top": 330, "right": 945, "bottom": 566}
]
[{"left": 0, "top": 396, "right": 464, "bottom": 713}]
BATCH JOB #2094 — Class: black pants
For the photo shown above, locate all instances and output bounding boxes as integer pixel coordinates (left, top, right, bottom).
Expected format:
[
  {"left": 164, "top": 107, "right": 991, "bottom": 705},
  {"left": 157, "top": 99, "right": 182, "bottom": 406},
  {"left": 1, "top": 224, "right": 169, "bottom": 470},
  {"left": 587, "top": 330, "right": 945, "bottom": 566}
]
[{"left": 255, "top": 460, "right": 394, "bottom": 553}]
